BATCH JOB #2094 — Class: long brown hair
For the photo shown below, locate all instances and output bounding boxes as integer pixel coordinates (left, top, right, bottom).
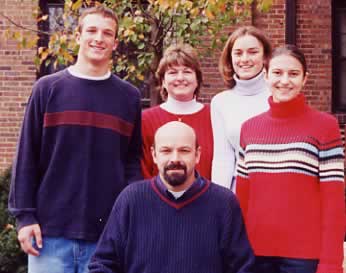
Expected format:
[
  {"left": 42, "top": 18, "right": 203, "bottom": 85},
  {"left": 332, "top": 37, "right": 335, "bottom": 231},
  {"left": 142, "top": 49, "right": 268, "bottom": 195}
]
[{"left": 219, "top": 26, "right": 272, "bottom": 88}]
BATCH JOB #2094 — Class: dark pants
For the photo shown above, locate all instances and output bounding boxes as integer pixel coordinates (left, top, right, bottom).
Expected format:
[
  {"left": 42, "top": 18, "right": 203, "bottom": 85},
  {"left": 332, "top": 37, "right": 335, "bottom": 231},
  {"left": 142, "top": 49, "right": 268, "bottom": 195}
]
[{"left": 255, "top": 256, "right": 318, "bottom": 273}]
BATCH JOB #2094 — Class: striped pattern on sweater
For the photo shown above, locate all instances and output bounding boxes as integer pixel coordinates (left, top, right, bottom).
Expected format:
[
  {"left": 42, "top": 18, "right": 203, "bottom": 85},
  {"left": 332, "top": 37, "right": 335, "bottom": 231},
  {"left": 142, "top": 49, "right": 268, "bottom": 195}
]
[
  {"left": 236, "top": 94, "right": 345, "bottom": 272},
  {"left": 238, "top": 141, "right": 344, "bottom": 182}
]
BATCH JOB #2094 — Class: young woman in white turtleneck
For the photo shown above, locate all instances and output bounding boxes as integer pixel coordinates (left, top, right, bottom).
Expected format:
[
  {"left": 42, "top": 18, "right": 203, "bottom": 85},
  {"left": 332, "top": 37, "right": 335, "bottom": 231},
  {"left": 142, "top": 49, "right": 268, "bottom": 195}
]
[
  {"left": 211, "top": 26, "right": 272, "bottom": 191},
  {"left": 141, "top": 44, "right": 213, "bottom": 180}
]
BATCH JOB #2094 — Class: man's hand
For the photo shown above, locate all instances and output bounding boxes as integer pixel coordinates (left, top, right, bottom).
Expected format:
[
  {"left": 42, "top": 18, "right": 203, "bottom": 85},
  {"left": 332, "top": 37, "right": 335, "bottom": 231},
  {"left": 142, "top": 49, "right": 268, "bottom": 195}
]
[{"left": 18, "top": 224, "right": 42, "bottom": 256}]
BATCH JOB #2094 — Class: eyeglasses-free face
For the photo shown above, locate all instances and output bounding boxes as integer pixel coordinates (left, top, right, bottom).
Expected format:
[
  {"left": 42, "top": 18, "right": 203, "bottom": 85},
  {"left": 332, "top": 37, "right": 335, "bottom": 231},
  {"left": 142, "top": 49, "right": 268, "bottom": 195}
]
[
  {"left": 266, "top": 54, "right": 307, "bottom": 103},
  {"left": 231, "top": 34, "right": 264, "bottom": 80},
  {"left": 162, "top": 65, "right": 198, "bottom": 102}
]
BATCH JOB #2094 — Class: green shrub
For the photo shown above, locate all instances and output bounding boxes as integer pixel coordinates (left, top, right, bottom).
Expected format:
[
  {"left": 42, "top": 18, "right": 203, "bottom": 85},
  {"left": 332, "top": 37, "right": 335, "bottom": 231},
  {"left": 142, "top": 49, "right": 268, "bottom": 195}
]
[{"left": 0, "top": 168, "right": 27, "bottom": 273}]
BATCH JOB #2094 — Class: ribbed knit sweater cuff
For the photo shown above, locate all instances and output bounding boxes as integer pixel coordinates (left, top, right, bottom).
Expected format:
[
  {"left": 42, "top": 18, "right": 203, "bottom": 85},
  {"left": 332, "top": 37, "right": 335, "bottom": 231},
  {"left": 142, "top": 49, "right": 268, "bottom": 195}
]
[
  {"left": 316, "top": 263, "right": 343, "bottom": 273},
  {"left": 16, "top": 212, "right": 37, "bottom": 231}
]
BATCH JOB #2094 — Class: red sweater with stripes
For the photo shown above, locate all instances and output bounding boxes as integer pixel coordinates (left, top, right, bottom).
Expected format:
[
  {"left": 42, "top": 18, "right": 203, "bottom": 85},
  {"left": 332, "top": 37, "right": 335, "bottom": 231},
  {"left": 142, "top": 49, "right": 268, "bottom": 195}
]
[
  {"left": 236, "top": 94, "right": 345, "bottom": 273},
  {"left": 141, "top": 105, "right": 213, "bottom": 179}
]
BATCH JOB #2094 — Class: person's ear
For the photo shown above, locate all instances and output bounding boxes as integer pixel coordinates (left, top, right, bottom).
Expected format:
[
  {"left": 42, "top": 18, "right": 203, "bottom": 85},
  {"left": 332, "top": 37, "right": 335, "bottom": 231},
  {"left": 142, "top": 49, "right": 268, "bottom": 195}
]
[
  {"left": 75, "top": 30, "right": 81, "bottom": 45},
  {"left": 112, "top": 39, "right": 119, "bottom": 51},
  {"left": 302, "top": 72, "right": 309, "bottom": 86},
  {"left": 151, "top": 146, "right": 157, "bottom": 164},
  {"left": 195, "top": 146, "right": 201, "bottom": 165}
]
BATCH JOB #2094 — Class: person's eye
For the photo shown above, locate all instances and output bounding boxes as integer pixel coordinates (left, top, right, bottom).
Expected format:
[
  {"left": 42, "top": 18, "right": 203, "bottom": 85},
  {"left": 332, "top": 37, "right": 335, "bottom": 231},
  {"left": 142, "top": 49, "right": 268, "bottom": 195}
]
[
  {"left": 272, "top": 70, "right": 281, "bottom": 76},
  {"left": 232, "top": 50, "right": 241, "bottom": 56},
  {"left": 249, "top": 50, "right": 259, "bottom": 55},
  {"left": 104, "top": 32, "right": 114, "bottom": 37},
  {"left": 183, "top": 70, "right": 193, "bottom": 74},
  {"left": 289, "top": 71, "right": 300, "bottom": 77}
]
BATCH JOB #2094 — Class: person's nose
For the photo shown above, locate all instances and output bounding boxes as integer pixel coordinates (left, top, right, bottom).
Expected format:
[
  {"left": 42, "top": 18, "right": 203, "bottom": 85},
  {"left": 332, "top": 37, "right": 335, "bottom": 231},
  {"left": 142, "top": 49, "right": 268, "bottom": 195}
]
[
  {"left": 170, "top": 150, "right": 180, "bottom": 162},
  {"left": 94, "top": 31, "right": 104, "bottom": 42},
  {"left": 176, "top": 71, "right": 184, "bottom": 81},
  {"left": 280, "top": 73, "right": 290, "bottom": 84},
  {"left": 240, "top": 52, "right": 249, "bottom": 62}
]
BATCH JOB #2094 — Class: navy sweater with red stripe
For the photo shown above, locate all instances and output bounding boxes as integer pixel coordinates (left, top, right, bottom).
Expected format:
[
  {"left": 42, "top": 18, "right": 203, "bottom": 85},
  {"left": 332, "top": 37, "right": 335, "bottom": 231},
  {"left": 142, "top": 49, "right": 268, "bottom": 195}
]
[
  {"left": 9, "top": 69, "right": 142, "bottom": 241},
  {"left": 89, "top": 176, "right": 255, "bottom": 273}
]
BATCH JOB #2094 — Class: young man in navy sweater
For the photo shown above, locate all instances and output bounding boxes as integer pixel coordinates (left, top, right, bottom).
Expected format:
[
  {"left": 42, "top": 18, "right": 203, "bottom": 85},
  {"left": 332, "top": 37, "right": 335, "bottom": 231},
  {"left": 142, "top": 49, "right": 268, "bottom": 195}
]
[
  {"left": 8, "top": 6, "right": 142, "bottom": 273},
  {"left": 89, "top": 121, "right": 254, "bottom": 273}
]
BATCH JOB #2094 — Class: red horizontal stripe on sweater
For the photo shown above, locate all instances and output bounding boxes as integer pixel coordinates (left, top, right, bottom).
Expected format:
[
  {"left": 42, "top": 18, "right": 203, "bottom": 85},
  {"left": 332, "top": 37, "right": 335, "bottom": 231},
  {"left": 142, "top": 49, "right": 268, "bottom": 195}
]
[{"left": 44, "top": 111, "right": 133, "bottom": 136}]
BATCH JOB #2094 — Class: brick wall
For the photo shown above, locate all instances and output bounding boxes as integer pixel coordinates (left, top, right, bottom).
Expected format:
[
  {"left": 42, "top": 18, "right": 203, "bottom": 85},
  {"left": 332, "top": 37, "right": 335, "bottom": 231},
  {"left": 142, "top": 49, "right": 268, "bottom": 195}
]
[
  {"left": 200, "top": 0, "right": 333, "bottom": 113},
  {"left": 0, "top": 0, "right": 37, "bottom": 173},
  {"left": 0, "top": 0, "right": 338, "bottom": 173}
]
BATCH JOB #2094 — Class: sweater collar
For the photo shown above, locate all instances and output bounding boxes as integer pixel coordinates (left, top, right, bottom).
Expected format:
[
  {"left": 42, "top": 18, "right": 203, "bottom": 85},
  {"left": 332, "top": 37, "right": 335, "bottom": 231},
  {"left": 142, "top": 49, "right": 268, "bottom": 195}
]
[
  {"left": 67, "top": 66, "right": 111, "bottom": 80},
  {"left": 268, "top": 93, "right": 307, "bottom": 118},
  {"left": 151, "top": 173, "right": 210, "bottom": 209},
  {"left": 160, "top": 96, "right": 204, "bottom": 115},
  {"left": 233, "top": 70, "right": 267, "bottom": 96}
]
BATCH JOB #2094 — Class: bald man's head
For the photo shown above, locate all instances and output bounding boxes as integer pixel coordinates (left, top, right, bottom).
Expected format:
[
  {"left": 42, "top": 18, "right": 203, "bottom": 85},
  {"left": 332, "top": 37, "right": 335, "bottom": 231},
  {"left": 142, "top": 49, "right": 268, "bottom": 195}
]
[
  {"left": 153, "top": 121, "right": 198, "bottom": 149},
  {"left": 151, "top": 121, "right": 201, "bottom": 191}
]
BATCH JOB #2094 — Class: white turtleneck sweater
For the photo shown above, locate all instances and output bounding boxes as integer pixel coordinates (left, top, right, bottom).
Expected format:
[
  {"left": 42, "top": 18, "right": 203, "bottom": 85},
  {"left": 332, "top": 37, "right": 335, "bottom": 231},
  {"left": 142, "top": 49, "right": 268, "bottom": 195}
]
[
  {"left": 160, "top": 95, "right": 204, "bottom": 114},
  {"left": 210, "top": 71, "right": 270, "bottom": 191}
]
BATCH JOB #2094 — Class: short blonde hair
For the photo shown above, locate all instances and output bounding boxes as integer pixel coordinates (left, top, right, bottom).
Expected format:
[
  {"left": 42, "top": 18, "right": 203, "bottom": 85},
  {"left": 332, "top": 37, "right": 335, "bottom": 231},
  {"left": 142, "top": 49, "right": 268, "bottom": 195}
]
[{"left": 78, "top": 6, "right": 119, "bottom": 39}]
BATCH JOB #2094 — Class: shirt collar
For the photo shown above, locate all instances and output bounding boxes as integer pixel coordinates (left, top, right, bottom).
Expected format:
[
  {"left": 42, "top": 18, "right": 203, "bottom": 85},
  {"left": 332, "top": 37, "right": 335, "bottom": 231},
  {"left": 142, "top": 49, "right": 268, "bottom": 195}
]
[{"left": 155, "top": 172, "right": 205, "bottom": 202}]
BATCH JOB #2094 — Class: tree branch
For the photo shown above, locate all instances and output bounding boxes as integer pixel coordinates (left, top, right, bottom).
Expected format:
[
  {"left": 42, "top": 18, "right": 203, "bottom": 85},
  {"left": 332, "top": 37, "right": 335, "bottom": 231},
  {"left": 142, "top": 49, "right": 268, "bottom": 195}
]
[
  {"left": 153, "top": 15, "right": 174, "bottom": 48},
  {"left": 137, "top": 0, "right": 155, "bottom": 24},
  {"left": 0, "top": 11, "right": 50, "bottom": 36}
]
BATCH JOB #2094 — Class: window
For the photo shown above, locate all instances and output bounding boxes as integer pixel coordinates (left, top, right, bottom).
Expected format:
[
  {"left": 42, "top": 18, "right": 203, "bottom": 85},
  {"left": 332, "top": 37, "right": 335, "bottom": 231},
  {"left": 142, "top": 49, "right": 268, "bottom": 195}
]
[
  {"left": 38, "top": 0, "right": 65, "bottom": 77},
  {"left": 333, "top": 0, "right": 346, "bottom": 112}
]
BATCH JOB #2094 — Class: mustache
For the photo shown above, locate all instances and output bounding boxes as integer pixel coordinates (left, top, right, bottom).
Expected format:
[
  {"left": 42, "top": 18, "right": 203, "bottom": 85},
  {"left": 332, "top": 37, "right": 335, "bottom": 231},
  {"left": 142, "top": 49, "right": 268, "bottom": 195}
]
[{"left": 164, "top": 162, "right": 187, "bottom": 171}]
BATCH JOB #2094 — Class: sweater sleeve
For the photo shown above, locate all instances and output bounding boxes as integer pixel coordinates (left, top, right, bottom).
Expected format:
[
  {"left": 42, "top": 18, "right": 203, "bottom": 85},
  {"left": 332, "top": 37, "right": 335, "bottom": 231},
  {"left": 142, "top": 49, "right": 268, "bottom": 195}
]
[
  {"left": 222, "top": 193, "right": 255, "bottom": 273},
  {"left": 316, "top": 117, "right": 345, "bottom": 273},
  {"left": 89, "top": 191, "right": 128, "bottom": 273},
  {"left": 235, "top": 126, "right": 250, "bottom": 218},
  {"left": 124, "top": 94, "right": 143, "bottom": 184},
  {"left": 8, "top": 83, "right": 45, "bottom": 230},
  {"left": 140, "top": 111, "right": 155, "bottom": 179},
  {"left": 211, "top": 96, "right": 235, "bottom": 189}
]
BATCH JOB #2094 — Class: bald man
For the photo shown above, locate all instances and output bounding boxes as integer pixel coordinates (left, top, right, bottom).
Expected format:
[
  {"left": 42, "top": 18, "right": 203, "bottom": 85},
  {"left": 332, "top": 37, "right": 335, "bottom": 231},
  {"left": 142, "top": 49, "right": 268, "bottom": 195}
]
[{"left": 89, "top": 121, "right": 255, "bottom": 273}]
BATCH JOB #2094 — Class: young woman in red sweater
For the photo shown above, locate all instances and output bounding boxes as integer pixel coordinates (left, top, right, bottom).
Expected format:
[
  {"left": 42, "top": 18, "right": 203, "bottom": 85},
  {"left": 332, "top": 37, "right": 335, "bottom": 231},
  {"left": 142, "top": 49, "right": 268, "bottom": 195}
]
[
  {"left": 237, "top": 45, "right": 345, "bottom": 273},
  {"left": 141, "top": 44, "right": 213, "bottom": 179}
]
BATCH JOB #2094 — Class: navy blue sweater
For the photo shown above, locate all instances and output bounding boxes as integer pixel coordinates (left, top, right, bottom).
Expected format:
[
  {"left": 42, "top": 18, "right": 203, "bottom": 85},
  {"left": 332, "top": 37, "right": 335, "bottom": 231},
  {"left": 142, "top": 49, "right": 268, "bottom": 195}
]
[
  {"left": 89, "top": 177, "right": 255, "bottom": 273},
  {"left": 9, "top": 69, "right": 142, "bottom": 241}
]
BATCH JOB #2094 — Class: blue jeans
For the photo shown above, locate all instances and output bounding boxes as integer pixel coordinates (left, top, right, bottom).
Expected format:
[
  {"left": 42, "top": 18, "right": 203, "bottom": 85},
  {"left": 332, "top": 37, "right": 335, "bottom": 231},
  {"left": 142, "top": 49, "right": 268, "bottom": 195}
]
[
  {"left": 255, "top": 256, "right": 319, "bottom": 273},
  {"left": 28, "top": 236, "right": 97, "bottom": 273}
]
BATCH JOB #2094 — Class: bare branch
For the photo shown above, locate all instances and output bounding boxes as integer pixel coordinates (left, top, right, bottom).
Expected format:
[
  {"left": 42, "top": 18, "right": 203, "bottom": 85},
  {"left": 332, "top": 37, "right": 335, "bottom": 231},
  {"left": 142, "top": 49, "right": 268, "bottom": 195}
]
[
  {"left": 153, "top": 16, "right": 174, "bottom": 48},
  {"left": 0, "top": 11, "right": 50, "bottom": 36}
]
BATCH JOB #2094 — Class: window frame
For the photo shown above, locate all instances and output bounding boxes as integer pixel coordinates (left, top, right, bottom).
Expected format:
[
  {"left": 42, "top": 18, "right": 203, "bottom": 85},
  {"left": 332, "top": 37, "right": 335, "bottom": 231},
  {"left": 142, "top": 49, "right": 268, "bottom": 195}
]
[{"left": 332, "top": 0, "right": 346, "bottom": 112}]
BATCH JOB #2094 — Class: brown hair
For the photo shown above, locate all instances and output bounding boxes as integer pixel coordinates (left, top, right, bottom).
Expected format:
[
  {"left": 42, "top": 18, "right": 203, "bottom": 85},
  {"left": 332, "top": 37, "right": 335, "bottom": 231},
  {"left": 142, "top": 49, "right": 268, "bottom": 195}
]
[
  {"left": 219, "top": 26, "right": 272, "bottom": 88},
  {"left": 265, "top": 44, "right": 308, "bottom": 76},
  {"left": 156, "top": 44, "right": 203, "bottom": 101},
  {"left": 78, "top": 6, "right": 119, "bottom": 38}
]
